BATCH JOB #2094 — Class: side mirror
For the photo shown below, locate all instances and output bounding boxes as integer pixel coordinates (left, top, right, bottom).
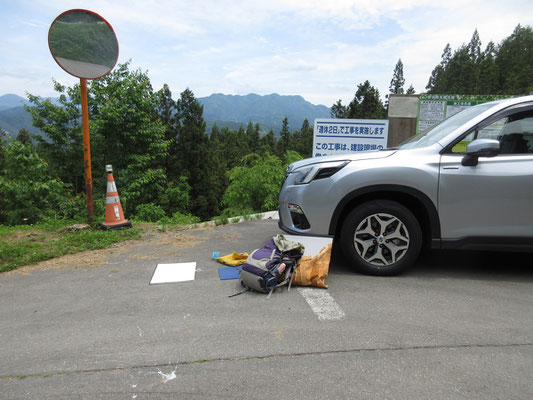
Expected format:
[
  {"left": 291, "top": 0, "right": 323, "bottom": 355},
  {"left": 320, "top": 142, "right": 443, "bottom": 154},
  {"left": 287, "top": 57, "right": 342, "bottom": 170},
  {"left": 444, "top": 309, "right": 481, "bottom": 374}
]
[{"left": 461, "top": 138, "right": 500, "bottom": 166}]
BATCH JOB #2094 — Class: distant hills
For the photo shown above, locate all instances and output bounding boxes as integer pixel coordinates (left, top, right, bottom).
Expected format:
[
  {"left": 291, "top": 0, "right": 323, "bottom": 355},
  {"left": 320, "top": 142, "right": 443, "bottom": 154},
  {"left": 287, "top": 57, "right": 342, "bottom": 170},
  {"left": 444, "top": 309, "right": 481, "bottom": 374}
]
[
  {"left": 199, "top": 93, "right": 330, "bottom": 134},
  {"left": 0, "top": 94, "right": 57, "bottom": 139},
  {"left": 0, "top": 93, "right": 331, "bottom": 139},
  {"left": 0, "top": 94, "right": 32, "bottom": 111},
  {"left": 0, "top": 95, "right": 42, "bottom": 138}
]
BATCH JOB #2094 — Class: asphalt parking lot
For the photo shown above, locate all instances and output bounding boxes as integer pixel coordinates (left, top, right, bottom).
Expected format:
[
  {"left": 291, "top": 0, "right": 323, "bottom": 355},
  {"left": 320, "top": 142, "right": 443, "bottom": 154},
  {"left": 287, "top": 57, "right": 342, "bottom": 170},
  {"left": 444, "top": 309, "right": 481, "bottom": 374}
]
[{"left": 1, "top": 219, "right": 533, "bottom": 399}]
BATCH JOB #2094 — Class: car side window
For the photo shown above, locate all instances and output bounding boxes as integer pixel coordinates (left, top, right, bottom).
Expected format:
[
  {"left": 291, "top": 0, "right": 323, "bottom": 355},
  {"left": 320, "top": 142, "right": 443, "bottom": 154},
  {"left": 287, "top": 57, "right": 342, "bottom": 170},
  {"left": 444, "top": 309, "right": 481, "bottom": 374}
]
[
  {"left": 477, "top": 118, "right": 506, "bottom": 140},
  {"left": 450, "top": 109, "right": 533, "bottom": 155},
  {"left": 498, "top": 111, "right": 533, "bottom": 154},
  {"left": 450, "top": 119, "right": 504, "bottom": 153}
]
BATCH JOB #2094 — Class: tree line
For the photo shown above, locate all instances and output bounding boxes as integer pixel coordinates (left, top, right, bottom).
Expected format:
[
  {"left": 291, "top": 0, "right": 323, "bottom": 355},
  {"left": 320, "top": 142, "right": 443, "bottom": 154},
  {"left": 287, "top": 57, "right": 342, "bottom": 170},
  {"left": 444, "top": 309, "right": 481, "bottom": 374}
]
[
  {"left": 1, "top": 24, "right": 531, "bottom": 226},
  {"left": 330, "top": 24, "right": 533, "bottom": 119},
  {"left": 426, "top": 25, "right": 533, "bottom": 95},
  {"left": 0, "top": 63, "right": 313, "bottom": 225}
]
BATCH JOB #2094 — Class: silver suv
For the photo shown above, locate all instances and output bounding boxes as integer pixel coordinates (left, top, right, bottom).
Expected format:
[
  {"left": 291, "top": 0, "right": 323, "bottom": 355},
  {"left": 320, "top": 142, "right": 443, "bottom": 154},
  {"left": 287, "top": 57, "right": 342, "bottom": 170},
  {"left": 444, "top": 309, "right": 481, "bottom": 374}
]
[{"left": 279, "top": 95, "right": 533, "bottom": 275}]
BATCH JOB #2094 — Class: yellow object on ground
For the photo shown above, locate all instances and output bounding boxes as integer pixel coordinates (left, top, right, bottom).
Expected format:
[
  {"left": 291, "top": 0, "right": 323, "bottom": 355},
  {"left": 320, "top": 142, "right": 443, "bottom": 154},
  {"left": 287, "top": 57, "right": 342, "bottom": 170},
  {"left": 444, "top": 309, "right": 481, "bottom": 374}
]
[
  {"left": 292, "top": 244, "right": 332, "bottom": 288},
  {"left": 216, "top": 252, "right": 249, "bottom": 266}
]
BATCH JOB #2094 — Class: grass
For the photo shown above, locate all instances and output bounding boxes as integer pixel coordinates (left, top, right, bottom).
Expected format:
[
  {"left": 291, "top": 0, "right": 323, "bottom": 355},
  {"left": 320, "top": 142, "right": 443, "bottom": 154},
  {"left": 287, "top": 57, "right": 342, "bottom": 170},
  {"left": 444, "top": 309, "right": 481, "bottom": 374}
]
[
  {"left": 1, "top": 210, "right": 272, "bottom": 273},
  {"left": 212, "top": 216, "right": 229, "bottom": 226},
  {"left": 0, "top": 219, "right": 141, "bottom": 273}
]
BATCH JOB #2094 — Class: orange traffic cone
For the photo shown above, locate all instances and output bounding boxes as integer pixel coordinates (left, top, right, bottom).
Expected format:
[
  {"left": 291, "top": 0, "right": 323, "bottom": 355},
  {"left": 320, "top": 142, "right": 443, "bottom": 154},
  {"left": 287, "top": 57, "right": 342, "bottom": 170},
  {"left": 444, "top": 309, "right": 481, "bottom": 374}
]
[{"left": 100, "top": 165, "right": 132, "bottom": 230}]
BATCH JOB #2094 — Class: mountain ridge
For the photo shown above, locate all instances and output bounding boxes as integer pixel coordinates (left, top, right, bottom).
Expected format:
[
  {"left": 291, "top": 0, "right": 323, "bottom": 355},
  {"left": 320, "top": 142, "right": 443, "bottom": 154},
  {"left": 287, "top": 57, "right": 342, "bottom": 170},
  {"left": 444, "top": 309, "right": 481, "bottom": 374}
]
[
  {"left": 198, "top": 92, "right": 330, "bottom": 133},
  {"left": 0, "top": 93, "right": 331, "bottom": 139},
  {"left": 0, "top": 94, "right": 32, "bottom": 111}
]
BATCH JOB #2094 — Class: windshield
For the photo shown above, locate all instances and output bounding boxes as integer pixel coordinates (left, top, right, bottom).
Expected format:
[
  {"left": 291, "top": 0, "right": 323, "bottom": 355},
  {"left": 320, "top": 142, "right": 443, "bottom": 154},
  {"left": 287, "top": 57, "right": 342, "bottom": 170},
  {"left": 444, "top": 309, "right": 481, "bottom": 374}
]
[{"left": 397, "top": 102, "right": 498, "bottom": 149}]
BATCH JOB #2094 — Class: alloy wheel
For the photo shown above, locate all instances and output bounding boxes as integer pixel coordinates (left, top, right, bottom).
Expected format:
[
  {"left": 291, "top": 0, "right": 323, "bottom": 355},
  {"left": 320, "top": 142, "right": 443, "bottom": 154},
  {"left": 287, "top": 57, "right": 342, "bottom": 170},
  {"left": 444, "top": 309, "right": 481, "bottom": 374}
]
[{"left": 353, "top": 212, "right": 410, "bottom": 266}]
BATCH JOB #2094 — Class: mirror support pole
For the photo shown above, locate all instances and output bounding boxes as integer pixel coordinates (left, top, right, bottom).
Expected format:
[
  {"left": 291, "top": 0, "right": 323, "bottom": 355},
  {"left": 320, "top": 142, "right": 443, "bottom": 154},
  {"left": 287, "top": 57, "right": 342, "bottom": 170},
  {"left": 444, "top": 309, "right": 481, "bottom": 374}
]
[{"left": 80, "top": 78, "right": 94, "bottom": 222}]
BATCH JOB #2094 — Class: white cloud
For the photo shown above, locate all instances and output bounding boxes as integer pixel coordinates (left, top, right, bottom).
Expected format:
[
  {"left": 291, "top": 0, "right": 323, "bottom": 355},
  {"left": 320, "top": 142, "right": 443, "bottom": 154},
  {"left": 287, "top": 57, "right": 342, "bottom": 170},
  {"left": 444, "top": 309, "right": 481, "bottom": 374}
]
[{"left": 1, "top": 0, "right": 533, "bottom": 105}]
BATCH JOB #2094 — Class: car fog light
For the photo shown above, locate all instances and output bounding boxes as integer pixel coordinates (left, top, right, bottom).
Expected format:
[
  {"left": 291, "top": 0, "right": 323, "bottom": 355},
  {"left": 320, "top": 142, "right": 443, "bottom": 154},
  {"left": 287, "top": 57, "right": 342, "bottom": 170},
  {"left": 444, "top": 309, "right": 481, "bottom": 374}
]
[{"left": 288, "top": 203, "right": 304, "bottom": 214}]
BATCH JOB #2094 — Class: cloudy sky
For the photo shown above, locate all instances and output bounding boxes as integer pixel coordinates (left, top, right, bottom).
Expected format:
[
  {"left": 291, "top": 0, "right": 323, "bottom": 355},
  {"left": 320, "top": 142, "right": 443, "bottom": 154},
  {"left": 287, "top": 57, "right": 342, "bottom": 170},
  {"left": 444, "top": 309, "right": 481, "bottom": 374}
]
[{"left": 1, "top": 0, "right": 532, "bottom": 107}]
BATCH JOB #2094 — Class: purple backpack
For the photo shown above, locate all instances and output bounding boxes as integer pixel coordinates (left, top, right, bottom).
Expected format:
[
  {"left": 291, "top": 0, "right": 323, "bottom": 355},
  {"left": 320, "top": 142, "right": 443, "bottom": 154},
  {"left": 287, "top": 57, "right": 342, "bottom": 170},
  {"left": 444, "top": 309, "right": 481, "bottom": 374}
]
[{"left": 239, "top": 235, "right": 304, "bottom": 298}]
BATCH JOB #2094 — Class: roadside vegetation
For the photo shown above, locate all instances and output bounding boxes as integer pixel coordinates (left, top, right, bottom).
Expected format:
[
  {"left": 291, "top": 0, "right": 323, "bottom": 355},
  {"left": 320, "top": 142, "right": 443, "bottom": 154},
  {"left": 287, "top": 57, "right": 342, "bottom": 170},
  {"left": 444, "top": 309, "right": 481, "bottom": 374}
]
[
  {"left": 0, "top": 219, "right": 140, "bottom": 273},
  {"left": 1, "top": 25, "right": 532, "bottom": 272},
  {"left": 0, "top": 211, "right": 268, "bottom": 273}
]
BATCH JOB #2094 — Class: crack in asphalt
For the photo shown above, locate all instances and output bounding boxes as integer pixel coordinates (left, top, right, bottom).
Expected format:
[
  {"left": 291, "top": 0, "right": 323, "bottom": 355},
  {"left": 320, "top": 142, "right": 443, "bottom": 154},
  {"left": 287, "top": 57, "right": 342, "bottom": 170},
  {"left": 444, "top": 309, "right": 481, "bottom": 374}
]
[{"left": 3, "top": 342, "right": 533, "bottom": 381}]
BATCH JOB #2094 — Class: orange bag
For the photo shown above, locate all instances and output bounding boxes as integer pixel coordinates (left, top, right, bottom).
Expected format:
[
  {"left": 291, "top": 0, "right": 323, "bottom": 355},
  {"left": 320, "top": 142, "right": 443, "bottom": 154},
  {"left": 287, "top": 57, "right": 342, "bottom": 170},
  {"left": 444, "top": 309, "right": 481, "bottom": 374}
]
[{"left": 292, "top": 244, "right": 332, "bottom": 288}]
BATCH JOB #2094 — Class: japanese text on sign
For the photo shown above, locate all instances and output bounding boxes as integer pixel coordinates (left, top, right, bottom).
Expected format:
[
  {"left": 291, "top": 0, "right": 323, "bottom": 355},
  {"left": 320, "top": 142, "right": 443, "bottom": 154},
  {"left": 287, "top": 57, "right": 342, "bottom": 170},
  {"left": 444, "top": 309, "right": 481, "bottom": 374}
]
[
  {"left": 313, "top": 118, "right": 389, "bottom": 157},
  {"left": 416, "top": 94, "right": 513, "bottom": 133}
]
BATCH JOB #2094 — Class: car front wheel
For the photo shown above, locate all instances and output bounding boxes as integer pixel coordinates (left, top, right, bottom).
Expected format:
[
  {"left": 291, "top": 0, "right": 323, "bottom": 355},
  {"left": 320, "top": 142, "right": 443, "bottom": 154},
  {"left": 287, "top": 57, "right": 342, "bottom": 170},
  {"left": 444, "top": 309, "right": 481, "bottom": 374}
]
[{"left": 340, "top": 200, "right": 422, "bottom": 276}]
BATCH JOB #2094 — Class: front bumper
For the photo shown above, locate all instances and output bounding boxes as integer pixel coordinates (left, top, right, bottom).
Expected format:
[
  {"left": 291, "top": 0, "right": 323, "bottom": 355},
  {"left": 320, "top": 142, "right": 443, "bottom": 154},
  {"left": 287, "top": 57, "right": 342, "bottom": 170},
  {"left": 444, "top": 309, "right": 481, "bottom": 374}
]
[{"left": 278, "top": 177, "right": 338, "bottom": 237}]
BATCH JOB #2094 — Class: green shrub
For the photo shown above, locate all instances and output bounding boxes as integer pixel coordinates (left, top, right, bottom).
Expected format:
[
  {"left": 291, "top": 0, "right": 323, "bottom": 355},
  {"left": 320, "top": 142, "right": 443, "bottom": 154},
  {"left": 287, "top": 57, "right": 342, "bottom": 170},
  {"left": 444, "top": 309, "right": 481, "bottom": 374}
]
[
  {"left": 221, "top": 207, "right": 254, "bottom": 219},
  {"left": 160, "top": 176, "right": 190, "bottom": 215},
  {"left": 158, "top": 212, "right": 200, "bottom": 226},
  {"left": 211, "top": 216, "right": 229, "bottom": 226},
  {"left": 56, "top": 193, "right": 107, "bottom": 220},
  {"left": 0, "top": 141, "right": 71, "bottom": 225},
  {"left": 134, "top": 203, "right": 166, "bottom": 222},
  {"left": 222, "top": 153, "right": 285, "bottom": 215}
]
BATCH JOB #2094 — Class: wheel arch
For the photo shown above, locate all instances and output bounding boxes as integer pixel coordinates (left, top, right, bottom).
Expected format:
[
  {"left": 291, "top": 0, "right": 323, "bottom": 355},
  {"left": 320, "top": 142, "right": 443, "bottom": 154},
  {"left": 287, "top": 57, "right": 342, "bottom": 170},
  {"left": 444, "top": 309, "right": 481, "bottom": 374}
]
[{"left": 329, "top": 185, "right": 441, "bottom": 248}]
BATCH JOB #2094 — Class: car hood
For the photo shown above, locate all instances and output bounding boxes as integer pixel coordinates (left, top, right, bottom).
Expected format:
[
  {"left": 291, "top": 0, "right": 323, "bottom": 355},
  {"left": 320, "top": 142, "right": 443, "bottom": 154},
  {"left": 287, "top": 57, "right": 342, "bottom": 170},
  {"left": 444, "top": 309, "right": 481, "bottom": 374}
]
[{"left": 287, "top": 150, "right": 397, "bottom": 173}]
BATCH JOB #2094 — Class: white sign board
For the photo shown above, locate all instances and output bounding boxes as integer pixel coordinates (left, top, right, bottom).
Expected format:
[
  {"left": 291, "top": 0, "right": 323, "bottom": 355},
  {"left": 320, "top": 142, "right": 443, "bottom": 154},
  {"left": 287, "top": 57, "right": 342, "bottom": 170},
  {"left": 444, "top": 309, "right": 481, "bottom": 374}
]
[
  {"left": 388, "top": 95, "right": 419, "bottom": 118},
  {"left": 313, "top": 118, "right": 389, "bottom": 157}
]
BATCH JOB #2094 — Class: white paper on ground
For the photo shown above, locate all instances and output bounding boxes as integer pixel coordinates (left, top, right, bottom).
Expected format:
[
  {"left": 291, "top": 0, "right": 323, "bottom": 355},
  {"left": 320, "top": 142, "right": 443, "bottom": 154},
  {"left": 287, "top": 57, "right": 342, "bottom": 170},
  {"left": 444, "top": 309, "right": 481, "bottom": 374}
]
[
  {"left": 282, "top": 235, "right": 332, "bottom": 258},
  {"left": 150, "top": 262, "right": 197, "bottom": 284}
]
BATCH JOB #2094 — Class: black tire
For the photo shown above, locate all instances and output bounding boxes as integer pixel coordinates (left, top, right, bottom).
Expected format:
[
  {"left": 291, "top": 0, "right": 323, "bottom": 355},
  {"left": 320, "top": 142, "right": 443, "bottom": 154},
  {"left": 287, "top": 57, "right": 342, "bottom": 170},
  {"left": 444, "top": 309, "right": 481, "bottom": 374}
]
[{"left": 340, "top": 200, "right": 422, "bottom": 276}]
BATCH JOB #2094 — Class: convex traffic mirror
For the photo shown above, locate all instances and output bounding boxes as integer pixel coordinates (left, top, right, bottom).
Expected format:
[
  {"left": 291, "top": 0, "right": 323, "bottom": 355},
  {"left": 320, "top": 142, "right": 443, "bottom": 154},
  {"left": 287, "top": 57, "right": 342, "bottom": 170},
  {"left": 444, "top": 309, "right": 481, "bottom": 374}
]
[
  {"left": 48, "top": 9, "right": 119, "bottom": 79},
  {"left": 48, "top": 9, "right": 119, "bottom": 221}
]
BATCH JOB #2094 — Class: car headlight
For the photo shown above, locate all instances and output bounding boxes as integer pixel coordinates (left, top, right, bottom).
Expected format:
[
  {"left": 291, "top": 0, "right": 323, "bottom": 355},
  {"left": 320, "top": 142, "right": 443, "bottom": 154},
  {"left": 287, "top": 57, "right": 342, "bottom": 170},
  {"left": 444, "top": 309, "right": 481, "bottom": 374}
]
[{"left": 293, "top": 160, "right": 349, "bottom": 184}]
